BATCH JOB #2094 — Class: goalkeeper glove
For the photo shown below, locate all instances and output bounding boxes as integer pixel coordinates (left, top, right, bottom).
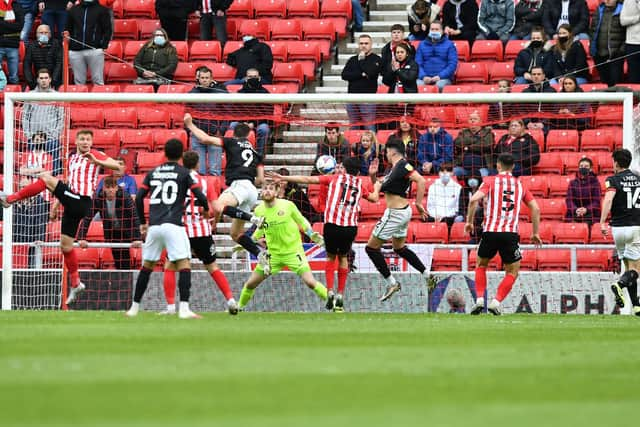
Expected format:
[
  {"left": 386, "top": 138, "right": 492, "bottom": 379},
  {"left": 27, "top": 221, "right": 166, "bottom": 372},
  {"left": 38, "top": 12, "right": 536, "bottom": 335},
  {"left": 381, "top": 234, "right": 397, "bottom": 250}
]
[{"left": 305, "top": 229, "right": 325, "bottom": 247}]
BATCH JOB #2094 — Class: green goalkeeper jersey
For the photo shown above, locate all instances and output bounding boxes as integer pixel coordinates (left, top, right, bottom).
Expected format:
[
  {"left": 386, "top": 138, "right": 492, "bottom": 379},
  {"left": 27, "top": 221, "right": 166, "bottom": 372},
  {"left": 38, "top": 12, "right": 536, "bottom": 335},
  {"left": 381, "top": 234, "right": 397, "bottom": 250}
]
[{"left": 252, "top": 199, "right": 310, "bottom": 257}]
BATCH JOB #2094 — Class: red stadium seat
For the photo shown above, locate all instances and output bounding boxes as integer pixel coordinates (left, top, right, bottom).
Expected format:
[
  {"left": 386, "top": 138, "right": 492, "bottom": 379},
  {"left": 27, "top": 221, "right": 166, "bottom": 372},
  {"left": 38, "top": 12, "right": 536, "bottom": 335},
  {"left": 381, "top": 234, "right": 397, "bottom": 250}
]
[
  {"left": 553, "top": 222, "right": 589, "bottom": 243},
  {"left": 519, "top": 250, "right": 538, "bottom": 271},
  {"left": 537, "top": 198, "right": 566, "bottom": 221},
  {"left": 547, "top": 174, "right": 574, "bottom": 197},
  {"left": 86, "top": 221, "right": 104, "bottom": 241},
  {"left": 210, "top": 63, "right": 237, "bottom": 82},
  {"left": 136, "top": 152, "right": 166, "bottom": 173},
  {"left": 138, "top": 19, "right": 161, "bottom": 39},
  {"left": 104, "top": 107, "right": 138, "bottom": 128},
  {"left": 455, "top": 62, "right": 489, "bottom": 83},
  {"left": 270, "top": 19, "right": 303, "bottom": 40},
  {"left": 70, "top": 107, "right": 105, "bottom": 128},
  {"left": 91, "top": 84, "right": 122, "bottom": 93},
  {"left": 452, "top": 39, "right": 470, "bottom": 61},
  {"left": 122, "top": 0, "right": 156, "bottom": 18},
  {"left": 468, "top": 250, "right": 501, "bottom": 270},
  {"left": 546, "top": 130, "right": 580, "bottom": 152},
  {"left": 537, "top": 249, "right": 571, "bottom": 271},
  {"left": 112, "top": 0, "right": 123, "bottom": 17},
  {"left": 442, "top": 85, "right": 473, "bottom": 94},
  {"left": 172, "top": 41, "right": 189, "bottom": 62},
  {"left": 106, "top": 62, "right": 137, "bottom": 83},
  {"left": 137, "top": 107, "right": 171, "bottom": 128},
  {"left": 237, "top": 19, "right": 270, "bottom": 40},
  {"left": 153, "top": 129, "right": 188, "bottom": 149},
  {"left": 519, "top": 175, "right": 549, "bottom": 198},
  {"left": 122, "top": 84, "right": 155, "bottom": 93},
  {"left": 418, "top": 106, "right": 456, "bottom": 128},
  {"left": 576, "top": 249, "right": 609, "bottom": 271},
  {"left": 471, "top": 40, "right": 503, "bottom": 61},
  {"left": 76, "top": 248, "right": 101, "bottom": 269},
  {"left": 563, "top": 152, "right": 600, "bottom": 174},
  {"left": 90, "top": 129, "right": 121, "bottom": 150},
  {"left": 359, "top": 200, "right": 386, "bottom": 220},
  {"left": 355, "top": 221, "right": 376, "bottom": 242},
  {"left": 123, "top": 40, "right": 146, "bottom": 60},
  {"left": 157, "top": 84, "right": 191, "bottom": 94},
  {"left": 590, "top": 223, "right": 614, "bottom": 244},
  {"left": 595, "top": 105, "right": 623, "bottom": 127},
  {"left": 517, "top": 222, "right": 554, "bottom": 244},
  {"left": 376, "top": 129, "right": 395, "bottom": 144},
  {"left": 266, "top": 41, "right": 288, "bottom": 61},
  {"left": 412, "top": 222, "right": 448, "bottom": 243},
  {"left": 431, "top": 248, "right": 463, "bottom": 271},
  {"left": 288, "top": 0, "right": 320, "bottom": 17},
  {"left": 504, "top": 39, "right": 528, "bottom": 60},
  {"left": 173, "top": 62, "right": 203, "bottom": 82},
  {"left": 222, "top": 40, "right": 243, "bottom": 60},
  {"left": 455, "top": 105, "right": 489, "bottom": 125},
  {"left": 593, "top": 152, "right": 614, "bottom": 174},
  {"left": 60, "top": 85, "right": 89, "bottom": 93},
  {"left": 105, "top": 40, "right": 124, "bottom": 61},
  {"left": 100, "top": 248, "right": 116, "bottom": 269},
  {"left": 272, "top": 62, "right": 304, "bottom": 85},
  {"left": 113, "top": 19, "right": 139, "bottom": 39},
  {"left": 580, "top": 128, "right": 621, "bottom": 151},
  {"left": 227, "top": 0, "right": 254, "bottom": 17},
  {"left": 448, "top": 222, "right": 469, "bottom": 243},
  {"left": 320, "top": 0, "right": 351, "bottom": 18},
  {"left": 254, "top": 0, "right": 286, "bottom": 17},
  {"left": 488, "top": 61, "right": 514, "bottom": 82},
  {"left": 189, "top": 41, "right": 222, "bottom": 61},
  {"left": 301, "top": 18, "right": 336, "bottom": 42},
  {"left": 533, "top": 153, "right": 565, "bottom": 175},
  {"left": 120, "top": 129, "right": 154, "bottom": 150}
]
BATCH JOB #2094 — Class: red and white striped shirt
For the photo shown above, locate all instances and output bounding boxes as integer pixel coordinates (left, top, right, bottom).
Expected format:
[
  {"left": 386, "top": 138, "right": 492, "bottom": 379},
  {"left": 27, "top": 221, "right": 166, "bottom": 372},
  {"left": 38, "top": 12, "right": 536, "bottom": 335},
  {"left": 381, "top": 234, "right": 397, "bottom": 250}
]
[
  {"left": 67, "top": 149, "right": 108, "bottom": 197},
  {"left": 22, "top": 150, "right": 53, "bottom": 201},
  {"left": 480, "top": 172, "right": 534, "bottom": 233},
  {"left": 183, "top": 171, "right": 214, "bottom": 238},
  {"left": 318, "top": 173, "right": 370, "bottom": 227}
]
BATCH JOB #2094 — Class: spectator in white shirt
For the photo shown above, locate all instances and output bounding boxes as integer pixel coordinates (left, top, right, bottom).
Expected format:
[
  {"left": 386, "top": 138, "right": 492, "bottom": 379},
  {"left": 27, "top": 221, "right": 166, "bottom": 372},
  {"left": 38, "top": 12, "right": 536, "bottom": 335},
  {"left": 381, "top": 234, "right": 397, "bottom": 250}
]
[{"left": 426, "top": 163, "right": 463, "bottom": 228}]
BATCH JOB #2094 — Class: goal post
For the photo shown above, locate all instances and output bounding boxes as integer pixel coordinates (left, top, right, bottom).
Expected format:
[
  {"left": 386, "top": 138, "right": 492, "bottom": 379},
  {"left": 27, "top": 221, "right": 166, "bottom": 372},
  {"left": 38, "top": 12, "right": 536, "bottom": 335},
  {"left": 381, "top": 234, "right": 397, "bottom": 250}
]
[{"left": 1, "top": 91, "right": 635, "bottom": 311}]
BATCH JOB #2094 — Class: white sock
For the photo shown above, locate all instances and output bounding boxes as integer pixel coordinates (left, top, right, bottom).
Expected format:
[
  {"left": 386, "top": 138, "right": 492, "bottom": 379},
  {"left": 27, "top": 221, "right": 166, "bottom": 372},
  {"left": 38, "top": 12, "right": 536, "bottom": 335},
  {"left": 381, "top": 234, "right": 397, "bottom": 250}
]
[
  {"left": 476, "top": 297, "right": 485, "bottom": 306},
  {"left": 128, "top": 302, "right": 140, "bottom": 314},
  {"left": 384, "top": 275, "right": 397, "bottom": 286},
  {"left": 179, "top": 301, "right": 190, "bottom": 313},
  {"left": 490, "top": 298, "right": 500, "bottom": 307},
  {"left": 166, "top": 303, "right": 175, "bottom": 312},
  {"left": 227, "top": 298, "right": 236, "bottom": 305}
]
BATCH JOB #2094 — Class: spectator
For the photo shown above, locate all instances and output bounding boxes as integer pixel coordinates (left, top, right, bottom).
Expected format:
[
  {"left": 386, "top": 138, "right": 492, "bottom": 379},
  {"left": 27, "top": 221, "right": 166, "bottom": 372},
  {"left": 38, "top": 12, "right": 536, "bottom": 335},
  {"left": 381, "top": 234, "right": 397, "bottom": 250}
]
[
  {"left": 99, "top": 0, "right": 115, "bottom": 32},
  {"left": 17, "top": 0, "right": 36, "bottom": 42},
  {"left": 66, "top": 0, "right": 111, "bottom": 85},
  {"left": 97, "top": 157, "right": 137, "bottom": 197},
  {"left": 0, "top": 0, "right": 24, "bottom": 85},
  {"left": 493, "top": 119, "right": 541, "bottom": 176},
  {"left": 426, "top": 163, "right": 463, "bottom": 228},
  {"left": 553, "top": 75, "right": 591, "bottom": 130},
  {"left": 391, "top": 115, "right": 422, "bottom": 169},
  {"left": 407, "top": 0, "right": 440, "bottom": 41},
  {"left": 230, "top": 68, "right": 271, "bottom": 157},
  {"left": 351, "top": 0, "right": 364, "bottom": 32},
  {"left": 458, "top": 175, "right": 483, "bottom": 243},
  {"left": 542, "top": 0, "right": 591, "bottom": 40},
  {"left": 512, "top": 0, "right": 545, "bottom": 40},
  {"left": 197, "top": 0, "right": 231, "bottom": 47},
  {"left": 225, "top": 33, "right": 273, "bottom": 85},
  {"left": 383, "top": 42, "right": 418, "bottom": 95},
  {"left": 77, "top": 175, "right": 142, "bottom": 270},
  {"left": 0, "top": 68, "right": 6, "bottom": 89},
  {"left": 133, "top": 28, "right": 178, "bottom": 88},
  {"left": 315, "top": 123, "right": 351, "bottom": 168},
  {"left": 442, "top": 0, "right": 479, "bottom": 46},
  {"left": 21, "top": 69, "right": 64, "bottom": 175},
  {"left": 591, "top": 0, "right": 625, "bottom": 87},
  {"left": 453, "top": 110, "right": 493, "bottom": 177},
  {"left": 489, "top": 79, "right": 516, "bottom": 126},
  {"left": 416, "top": 20, "right": 458, "bottom": 92},
  {"left": 381, "top": 24, "right": 415, "bottom": 69},
  {"left": 187, "top": 65, "right": 228, "bottom": 176},
  {"left": 522, "top": 66, "right": 556, "bottom": 134},
  {"left": 154, "top": 0, "right": 197, "bottom": 41},
  {"left": 513, "top": 27, "right": 554, "bottom": 84},
  {"left": 549, "top": 24, "right": 590, "bottom": 84},
  {"left": 417, "top": 117, "right": 454, "bottom": 175},
  {"left": 565, "top": 157, "right": 601, "bottom": 224},
  {"left": 13, "top": 177, "right": 48, "bottom": 268},
  {"left": 24, "top": 24, "right": 63, "bottom": 90},
  {"left": 351, "top": 130, "right": 385, "bottom": 176},
  {"left": 19, "top": 131, "right": 52, "bottom": 179},
  {"left": 341, "top": 34, "right": 383, "bottom": 132},
  {"left": 476, "top": 0, "right": 515, "bottom": 44},
  {"left": 621, "top": 0, "right": 640, "bottom": 83},
  {"left": 39, "top": 0, "right": 71, "bottom": 40}
]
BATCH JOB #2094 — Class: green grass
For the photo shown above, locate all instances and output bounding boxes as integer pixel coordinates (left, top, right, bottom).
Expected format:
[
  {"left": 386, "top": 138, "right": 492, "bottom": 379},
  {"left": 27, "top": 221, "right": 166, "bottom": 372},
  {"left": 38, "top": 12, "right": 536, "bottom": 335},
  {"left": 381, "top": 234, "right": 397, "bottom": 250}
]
[{"left": 1, "top": 312, "right": 639, "bottom": 427}]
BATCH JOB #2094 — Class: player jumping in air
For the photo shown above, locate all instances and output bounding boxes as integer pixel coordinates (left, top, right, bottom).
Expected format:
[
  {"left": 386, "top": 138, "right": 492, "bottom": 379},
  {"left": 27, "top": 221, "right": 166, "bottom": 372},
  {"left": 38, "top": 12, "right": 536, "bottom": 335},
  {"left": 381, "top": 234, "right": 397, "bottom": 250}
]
[
  {"left": 601, "top": 149, "right": 640, "bottom": 315},
  {"left": 126, "top": 140, "right": 209, "bottom": 319},
  {"left": 268, "top": 157, "right": 381, "bottom": 311},
  {"left": 236, "top": 180, "right": 329, "bottom": 311},
  {"left": 365, "top": 137, "right": 431, "bottom": 302},
  {"left": 465, "top": 154, "right": 542, "bottom": 315},
  {"left": 183, "top": 113, "right": 270, "bottom": 273},
  {"left": 160, "top": 151, "right": 238, "bottom": 315},
  {"left": 0, "top": 129, "right": 122, "bottom": 305}
]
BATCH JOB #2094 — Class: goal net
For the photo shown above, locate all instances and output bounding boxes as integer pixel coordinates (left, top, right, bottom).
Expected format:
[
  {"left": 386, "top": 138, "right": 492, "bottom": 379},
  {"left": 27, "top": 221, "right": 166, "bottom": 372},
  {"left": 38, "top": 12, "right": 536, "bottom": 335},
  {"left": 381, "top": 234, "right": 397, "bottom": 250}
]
[{"left": 1, "top": 90, "right": 634, "bottom": 311}]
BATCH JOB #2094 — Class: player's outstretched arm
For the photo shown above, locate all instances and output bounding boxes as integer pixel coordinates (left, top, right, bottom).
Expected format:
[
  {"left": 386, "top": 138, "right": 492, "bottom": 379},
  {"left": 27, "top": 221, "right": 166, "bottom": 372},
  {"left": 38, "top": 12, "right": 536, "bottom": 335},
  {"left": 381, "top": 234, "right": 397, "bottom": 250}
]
[
  {"left": 84, "top": 152, "right": 122, "bottom": 172},
  {"left": 135, "top": 186, "right": 150, "bottom": 227},
  {"left": 266, "top": 171, "right": 321, "bottom": 185},
  {"left": 184, "top": 113, "right": 223, "bottom": 146},
  {"left": 465, "top": 189, "right": 486, "bottom": 235},
  {"left": 599, "top": 190, "right": 615, "bottom": 236},
  {"left": 527, "top": 199, "right": 542, "bottom": 246},
  {"left": 365, "top": 180, "right": 382, "bottom": 202}
]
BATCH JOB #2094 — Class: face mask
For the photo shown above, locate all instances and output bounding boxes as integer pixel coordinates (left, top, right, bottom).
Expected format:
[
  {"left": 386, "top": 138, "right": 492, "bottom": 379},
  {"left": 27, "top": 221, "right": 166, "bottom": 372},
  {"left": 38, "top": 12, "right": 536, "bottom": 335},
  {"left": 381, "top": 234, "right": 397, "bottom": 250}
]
[
  {"left": 247, "top": 77, "right": 260, "bottom": 87},
  {"left": 468, "top": 178, "right": 479, "bottom": 188},
  {"left": 529, "top": 40, "right": 543, "bottom": 49},
  {"left": 242, "top": 35, "right": 254, "bottom": 43},
  {"left": 579, "top": 167, "right": 590, "bottom": 176},
  {"left": 440, "top": 173, "right": 451, "bottom": 184},
  {"left": 429, "top": 31, "right": 442, "bottom": 41},
  {"left": 37, "top": 34, "right": 49, "bottom": 44},
  {"left": 154, "top": 36, "right": 165, "bottom": 46},
  {"left": 558, "top": 36, "right": 569, "bottom": 44}
]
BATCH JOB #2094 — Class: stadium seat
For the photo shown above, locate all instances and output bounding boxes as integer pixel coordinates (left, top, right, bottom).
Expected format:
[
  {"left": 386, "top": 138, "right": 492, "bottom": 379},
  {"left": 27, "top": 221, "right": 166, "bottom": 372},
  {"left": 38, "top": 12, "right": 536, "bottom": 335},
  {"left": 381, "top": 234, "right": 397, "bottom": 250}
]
[
  {"left": 431, "top": 248, "right": 463, "bottom": 271},
  {"left": 76, "top": 247, "right": 101, "bottom": 269},
  {"left": 70, "top": 107, "right": 105, "bottom": 128},
  {"left": 172, "top": 41, "right": 189, "bottom": 62},
  {"left": 301, "top": 18, "right": 336, "bottom": 42},
  {"left": 504, "top": 39, "right": 528, "bottom": 60},
  {"left": 122, "top": 84, "right": 155, "bottom": 93},
  {"left": 113, "top": 19, "right": 139, "bottom": 39},
  {"left": 222, "top": 40, "right": 243, "bottom": 60},
  {"left": 418, "top": 106, "right": 456, "bottom": 128},
  {"left": 137, "top": 151, "right": 165, "bottom": 173},
  {"left": 153, "top": 129, "right": 188, "bottom": 149},
  {"left": 537, "top": 198, "right": 566, "bottom": 221},
  {"left": 576, "top": 249, "right": 609, "bottom": 271},
  {"left": 468, "top": 250, "right": 501, "bottom": 270},
  {"left": 553, "top": 222, "right": 589, "bottom": 243},
  {"left": 91, "top": 84, "right": 122, "bottom": 93},
  {"left": 41, "top": 247, "right": 63, "bottom": 268},
  {"left": 288, "top": 0, "right": 320, "bottom": 17},
  {"left": 418, "top": 85, "right": 439, "bottom": 94},
  {"left": 237, "top": 19, "right": 270, "bottom": 40},
  {"left": 455, "top": 62, "right": 489, "bottom": 83},
  {"left": 448, "top": 222, "right": 469, "bottom": 243},
  {"left": 442, "top": 85, "right": 473, "bottom": 94},
  {"left": 270, "top": 19, "right": 303, "bottom": 40},
  {"left": 488, "top": 62, "right": 514, "bottom": 82},
  {"left": 157, "top": 84, "right": 191, "bottom": 94},
  {"left": 359, "top": 200, "right": 386, "bottom": 220},
  {"left": 104, "top": 107, "right": 138, "bottom": 128},
  {"left": 519, "top": 175, "right": 549, "bottom": 198},
  {"left": 209, "top": 63, "right": 237, "bottom": 82},
  {"left": 89, "top": 129, "right": 121, "bottom": 150},
  {"left": 593, "top": 152, "right": 614, "bottom": 174},
  {"left": 120, "top": 129, "right": 154, "bottom": 150},
  {"left": 227, "top": 0, "right": 254, "bottom": 17},
  {"left": 105, "top": 40, "right": 124, "bottom": 61},
  {"left": 99, "top": 248, "right": 116, "bottom": 269},
  {"left": 86, "top": 221, "right": 104, "bottom": 241},
  {"left": 266, "top": 41, "right": 288, "bottom": 61},
  {"left": 355, "top": 221, "right": 376, "bottom": 242},
  {"left": 106, "top": 62, "right": 137, "bottom": 83},
  {"left": 272, "top": 62, "right": 304, "bottom": 85},
  {"left": 189, "top": 41, "right": 222, "bottom": 61},
  {"left": 563, "top": 152, "right": 600, "bottom": 174},
  {"left": 547, "top": 175, "right": 574, "bottom": 198},
  {"left": 137, "top": 107, "right": 171, "bottom": 128},
  {"left": 471, "top": 40, "right": 503, "bottom": 61},
  {"left": 376, "top": 129, "right": 395, "bottom": 144},
  {"left": 533, "top": 153, "right": 565, "bottom": 175},
  {"left": 595, "top": 105, "right": 623, "bottom": 127},
  {"left": 546, "top": 130, "right": 580, "bottom": 152},
  {"left": 519, "top": 250, "right": 537, "bottom": 271},
  {"left": 580, "top": 128, "right": 621, "bottom": 151},
  {"left": 320, "top": 0, "right": 351, "bottom": 18},
  {"left": 452, "top": 40, "right": 470, "bottom": 61},
  {"left": 60, "top": 85, "right": 89, "bottom": 93},
  {"left": 343, "top": 130, "right": 366, "bottom": 145},
  {"left": 123, "top": 40, "right": 146, "bottom": 60},
  {"left": 412, "top": 222, "right": 448, "bottom": 243},
  {"left": 138, "top": 19, "right": 161, "bottom": 39},
  {"left": 254, "top": 0, "right": 286, "bottom": 17},
  {"left": 590, "top": 223, "right": 614, "bottom": 244},
  {"left": 205, "top": 176, "right": 224, "bottom": 199},
  {"left": 122, "top": 0, "right": 156, "bottom": 18},
  {"left": 173, "top": 62, "right": 204, "bottom": 82},
  {"left": 455, "top": 105, "right": 489, "bottom": 125},
  {"left": 536, "top": 249, "right": 571, "bottom": 271},
  {"left": 112, "top": 0, "right": 123, "bottom": 17}
]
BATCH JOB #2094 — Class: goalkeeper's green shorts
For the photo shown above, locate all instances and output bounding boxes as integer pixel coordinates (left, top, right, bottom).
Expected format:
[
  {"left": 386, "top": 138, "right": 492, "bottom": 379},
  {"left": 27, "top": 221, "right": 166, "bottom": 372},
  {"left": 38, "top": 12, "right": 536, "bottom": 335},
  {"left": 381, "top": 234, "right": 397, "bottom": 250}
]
[{"left": 255, "top": 252, "right": 311, "bottom": 276}]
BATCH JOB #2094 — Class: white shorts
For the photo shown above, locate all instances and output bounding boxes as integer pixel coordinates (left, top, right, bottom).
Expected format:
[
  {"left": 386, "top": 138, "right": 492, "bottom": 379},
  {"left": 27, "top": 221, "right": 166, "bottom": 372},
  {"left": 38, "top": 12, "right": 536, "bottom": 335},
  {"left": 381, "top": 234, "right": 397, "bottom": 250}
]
[
  {"left": 373, "top": 206, "right": 412, "bottom": 241},
  {"left": 143, "top": 223, "right": 191, "bottom": 262},
  {"left": 612, "top": 226, "right": 640, "bottom": 261},
  {"left": 223, "top": 179, "right": 259, "bottom": 213}
]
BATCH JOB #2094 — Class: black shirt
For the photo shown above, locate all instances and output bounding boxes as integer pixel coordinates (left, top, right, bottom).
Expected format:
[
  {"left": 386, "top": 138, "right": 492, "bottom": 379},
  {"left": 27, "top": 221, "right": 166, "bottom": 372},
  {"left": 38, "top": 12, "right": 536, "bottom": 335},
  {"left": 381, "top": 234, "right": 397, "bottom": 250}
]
[
  {"left": 223, "top": 137, "right": 263, "bottom": 187},
  {"left": 606, "top": 169, "right": 640, "bottom": 227},
  {"left": 380, "top": 158, "right": 414, "bottom": 197},
  {"left": 137, "top": 162, "right": 207, "bottom": 226}
]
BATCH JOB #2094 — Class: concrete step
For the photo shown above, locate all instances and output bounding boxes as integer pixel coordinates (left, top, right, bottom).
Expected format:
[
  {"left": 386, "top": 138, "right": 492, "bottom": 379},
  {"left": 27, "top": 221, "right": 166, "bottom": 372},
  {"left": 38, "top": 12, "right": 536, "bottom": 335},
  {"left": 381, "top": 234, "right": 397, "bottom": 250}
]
[
  {"left": 272, "top": 144, "right": 318, "bottom": 155},
  {"left": 265, "top": 153, "right": 316, "bottom": 165},
  {"left": 300, "top": 103, "right": 348, "bottom": 118},
  {"left": 320, "top": 75, "right": 348, "bottom": 87},
  {"left": 363, "top": 20, "right": 405, "bottom": 32},
  {"left": 262, "top": 165, "right": 314, "bottom": 175},
  {"left": 375, "top": 0, "right": 414, "bottom": 11},
  {"left": 369, "top": 10, "right": 408, "bottom": 21},
  {"left": 313, "top": 86, "right": 348, "bottom": 94}
]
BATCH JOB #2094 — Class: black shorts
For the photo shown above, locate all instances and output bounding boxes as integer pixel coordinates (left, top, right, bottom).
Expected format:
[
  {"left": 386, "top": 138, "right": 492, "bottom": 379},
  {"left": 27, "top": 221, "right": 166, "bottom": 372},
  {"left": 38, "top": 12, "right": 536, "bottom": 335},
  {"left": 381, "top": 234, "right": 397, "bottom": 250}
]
[
  {"left": 190, "top": 236, "right": 217, "bottom": 265},
  {"left": 54, "top": 181, "right": 92, "bottom": 237},
  {"left": 323, "top": 223, "right": 357, "bottom": 255},
  {"left": 477, "top": 232, "right": 522, "bottom": 265}
]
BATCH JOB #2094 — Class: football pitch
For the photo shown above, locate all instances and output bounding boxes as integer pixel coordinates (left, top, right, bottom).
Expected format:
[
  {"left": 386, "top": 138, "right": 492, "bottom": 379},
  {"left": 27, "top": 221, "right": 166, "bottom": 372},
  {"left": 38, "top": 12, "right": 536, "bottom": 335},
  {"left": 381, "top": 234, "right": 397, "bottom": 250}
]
[{"left": 1, "top": 312, "right": 638, "bottom": 427}]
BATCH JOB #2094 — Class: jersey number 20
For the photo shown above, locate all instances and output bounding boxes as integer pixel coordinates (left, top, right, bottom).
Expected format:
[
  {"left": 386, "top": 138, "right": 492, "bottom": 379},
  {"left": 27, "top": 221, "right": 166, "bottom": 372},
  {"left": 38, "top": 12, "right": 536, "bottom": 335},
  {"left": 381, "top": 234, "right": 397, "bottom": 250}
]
[{"left": 149, "top": 180, "right": 178, "bottom": 205}]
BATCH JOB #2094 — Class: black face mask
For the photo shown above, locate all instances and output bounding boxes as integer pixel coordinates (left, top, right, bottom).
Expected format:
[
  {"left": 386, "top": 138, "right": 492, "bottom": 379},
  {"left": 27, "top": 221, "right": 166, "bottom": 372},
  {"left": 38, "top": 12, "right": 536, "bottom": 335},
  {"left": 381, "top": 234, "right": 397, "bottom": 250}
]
[
  {"left": 579, "top": 167, "right": 590, "bottom": 176},
  {"left": 246, "top": 77, "right": 260, "bottom": 88},
  {"left": 558, "top": 36, "right": 570, "bottom": 44},
  {"left": 529, "top": 40, "right": 543, "bottom": 49}
]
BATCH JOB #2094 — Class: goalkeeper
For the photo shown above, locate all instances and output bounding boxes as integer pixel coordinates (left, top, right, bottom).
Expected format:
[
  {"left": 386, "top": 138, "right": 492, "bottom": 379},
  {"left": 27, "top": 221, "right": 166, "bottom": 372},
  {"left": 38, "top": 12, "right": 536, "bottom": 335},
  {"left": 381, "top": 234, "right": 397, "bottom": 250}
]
[{"left": 237, "top": 180, "right": 329, "bottom": 311}]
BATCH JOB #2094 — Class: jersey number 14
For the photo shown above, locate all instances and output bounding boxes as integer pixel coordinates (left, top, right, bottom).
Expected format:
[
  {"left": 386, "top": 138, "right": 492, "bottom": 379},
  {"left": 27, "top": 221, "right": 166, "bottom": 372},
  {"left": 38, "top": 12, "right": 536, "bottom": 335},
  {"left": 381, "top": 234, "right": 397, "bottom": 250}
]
[{"left": 624, "top": 187, "right": 640, "bottom": 209}]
